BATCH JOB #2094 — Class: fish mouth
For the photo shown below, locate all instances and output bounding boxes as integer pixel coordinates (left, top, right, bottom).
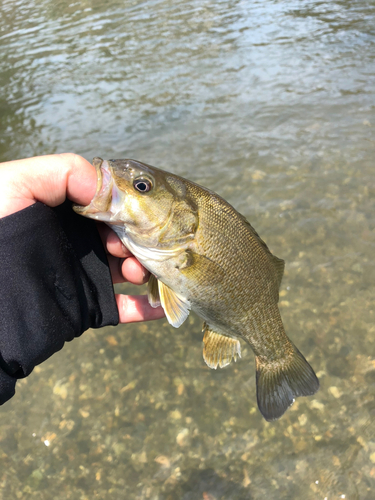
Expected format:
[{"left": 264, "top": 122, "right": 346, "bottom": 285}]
[{"left": 73, "top": 157, "right": 114, "bottom": 221}]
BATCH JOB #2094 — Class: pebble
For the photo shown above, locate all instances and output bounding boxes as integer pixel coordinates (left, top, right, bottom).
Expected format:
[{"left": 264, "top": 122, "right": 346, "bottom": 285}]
[
  {"left": 169, "top": 409, "right": 182, "bottom": 420},
  {"left": 329, "top": 386, "right": 343, "bottom": 398},
  {"left": 176, "top": 428, "right": 189, "bottom": 446},
  {"left": 252, "top": 170, "right": 266, "bottom": 180},
  {"left": 53, "top": 382, "right": 69, "bottom": 400},
  {"left": 298, "top": 414, "right": 307, "bottom": 426},
  {"left": 310, "top": 400, "right": 325, "bottom": 411}
]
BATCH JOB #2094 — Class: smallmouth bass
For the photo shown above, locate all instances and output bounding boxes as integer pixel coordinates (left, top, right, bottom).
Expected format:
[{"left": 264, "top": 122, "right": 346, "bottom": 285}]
[{"left": 74, "top": 158, "right": 319, "bottom": 421}]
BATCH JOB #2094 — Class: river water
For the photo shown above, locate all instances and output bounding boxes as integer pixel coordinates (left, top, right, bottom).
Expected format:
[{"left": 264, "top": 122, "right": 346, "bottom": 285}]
[{"left": 1, "top": 0, "right": 375, "bottom": 498}]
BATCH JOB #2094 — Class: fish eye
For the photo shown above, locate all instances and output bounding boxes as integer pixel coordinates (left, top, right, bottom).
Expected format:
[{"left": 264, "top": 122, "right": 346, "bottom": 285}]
[{"left": 133, "top": 177, "right": 153, "bottom": 193}]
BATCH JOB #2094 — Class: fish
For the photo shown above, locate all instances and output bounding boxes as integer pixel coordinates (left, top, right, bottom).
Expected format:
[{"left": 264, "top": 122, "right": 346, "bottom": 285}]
[{"left": 73, "top": 157, "right": 319, "bottom": 421}]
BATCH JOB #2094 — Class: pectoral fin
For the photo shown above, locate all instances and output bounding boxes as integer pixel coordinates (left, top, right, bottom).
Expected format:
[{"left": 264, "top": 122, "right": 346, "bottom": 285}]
[
  {"left": 202, "top": 323, "right": 241, "bottom": 369},
  {"left": 179, "top": 251, "right": 225, "bottom": 285},
  {"left": 147, "top": 274, "right": 161, "bottom": 308},
  {"left": 158, "top": 281, "right": 191, "bottom": 328}
]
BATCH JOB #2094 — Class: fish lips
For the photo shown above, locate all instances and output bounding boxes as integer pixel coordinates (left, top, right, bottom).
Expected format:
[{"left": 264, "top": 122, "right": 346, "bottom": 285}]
[{"left": 73, "top": 157, "right": 115, "bottom": 221}]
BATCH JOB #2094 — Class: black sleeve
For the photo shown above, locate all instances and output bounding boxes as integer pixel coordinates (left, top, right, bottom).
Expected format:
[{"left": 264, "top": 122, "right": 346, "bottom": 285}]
[{"left": 0, "top": 200, "right": 119, "bottom": 404}]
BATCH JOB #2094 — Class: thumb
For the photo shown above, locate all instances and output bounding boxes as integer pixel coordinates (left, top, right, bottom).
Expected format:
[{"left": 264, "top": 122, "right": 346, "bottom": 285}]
[{"left": 0, "top": 153, "right": 97, "bottom": 217}]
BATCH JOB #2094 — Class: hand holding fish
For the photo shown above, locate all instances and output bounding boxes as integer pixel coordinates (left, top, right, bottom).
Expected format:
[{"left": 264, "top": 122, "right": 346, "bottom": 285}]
[
  {"left": 0, "top": 154, "right": 165, "bottom": 323},
  {"left": 0, "top": 154, "right": 166, "bottom": 406}
]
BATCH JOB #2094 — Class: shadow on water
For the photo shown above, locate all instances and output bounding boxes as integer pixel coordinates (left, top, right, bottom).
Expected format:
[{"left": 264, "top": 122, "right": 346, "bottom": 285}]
[
  {"left": 165, "top": 414, "right": 375, "bottom": 500},
  {"left": 308, "top": 412, "right": 375, "bottom": 500},
  {"left": 163, "top": 468, "right": 251, "bottom": 500}
]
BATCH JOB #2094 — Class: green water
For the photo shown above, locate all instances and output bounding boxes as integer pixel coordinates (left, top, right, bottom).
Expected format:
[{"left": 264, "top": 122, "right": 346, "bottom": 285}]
[{"left": 1, "top": 0, "right": 375, "bottom": 498}]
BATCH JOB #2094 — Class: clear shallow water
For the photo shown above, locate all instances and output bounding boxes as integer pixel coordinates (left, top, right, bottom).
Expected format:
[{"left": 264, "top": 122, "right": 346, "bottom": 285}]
[{"left": 1, "top": 0, "right": 375, "bottom": 498}]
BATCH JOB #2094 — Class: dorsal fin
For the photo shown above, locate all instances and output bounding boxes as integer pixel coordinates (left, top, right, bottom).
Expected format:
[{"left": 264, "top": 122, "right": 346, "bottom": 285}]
[
  {"left": 271, "top": 255, "right": 285, "bottom": 290},
  {"left": 240, "top": 214, "right": 285, "bottom": 289}
]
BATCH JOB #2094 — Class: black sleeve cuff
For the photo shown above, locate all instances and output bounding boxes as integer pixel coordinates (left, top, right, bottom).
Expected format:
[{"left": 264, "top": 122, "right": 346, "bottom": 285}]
[{"left": 0, "top": 201, "right": 119, "bottom": 404}]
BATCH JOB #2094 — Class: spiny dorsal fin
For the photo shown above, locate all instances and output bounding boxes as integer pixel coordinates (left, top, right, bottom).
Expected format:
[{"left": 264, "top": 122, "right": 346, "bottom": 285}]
[
  {"left": 271, "top": 255, "right": 285, "bottom": 290},
  {"left": 202, "top": 323, "right": 241, "bottom": 369},
  {"left": 240, "top": 214, "right": 285, "bottom": 290},
  {"left": 147, "top": 274, "right": 161, "bottom": 308},
  {"left": 255, "top": 343, "right": 319, "bottom": 421},
  {"left": 158, "top": 281, "right": 191, "bottom": 328}
]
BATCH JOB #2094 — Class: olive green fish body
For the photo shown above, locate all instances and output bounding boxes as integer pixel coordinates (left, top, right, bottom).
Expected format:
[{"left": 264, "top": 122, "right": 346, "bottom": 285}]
[
  {"left": 74, "top": 158, "right": 319, "bottom": 421},
  {"left": 186, "top": 186, "right": 283, "bottom": 339}
]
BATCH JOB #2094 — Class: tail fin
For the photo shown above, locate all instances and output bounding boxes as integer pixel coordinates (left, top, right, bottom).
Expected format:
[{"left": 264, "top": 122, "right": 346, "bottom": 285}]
[{"left": 256, "top": 345, "right": 319, "bottom": 421}]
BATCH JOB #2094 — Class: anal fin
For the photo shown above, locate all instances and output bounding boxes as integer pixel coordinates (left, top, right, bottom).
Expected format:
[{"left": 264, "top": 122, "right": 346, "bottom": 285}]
[{"left": 202, "top": 323, "right": 241, "bottom": 369}]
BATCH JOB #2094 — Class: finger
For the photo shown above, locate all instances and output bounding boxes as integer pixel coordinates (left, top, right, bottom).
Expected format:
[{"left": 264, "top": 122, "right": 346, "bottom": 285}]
[
  {"left": 121, "top": 256, "right": 150, "bottom": 284},
  {"left": 116, "top": 295, "right": 165, "bottom": 323},
  {"left": 97, "top": 223, "right": 132, "bottom": 258},
  {"left": 0, "top": 153, "right": 96, "bottom": 216},
  {"left": 107, "top": 255, "right": 149, "bottom": 284}
]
